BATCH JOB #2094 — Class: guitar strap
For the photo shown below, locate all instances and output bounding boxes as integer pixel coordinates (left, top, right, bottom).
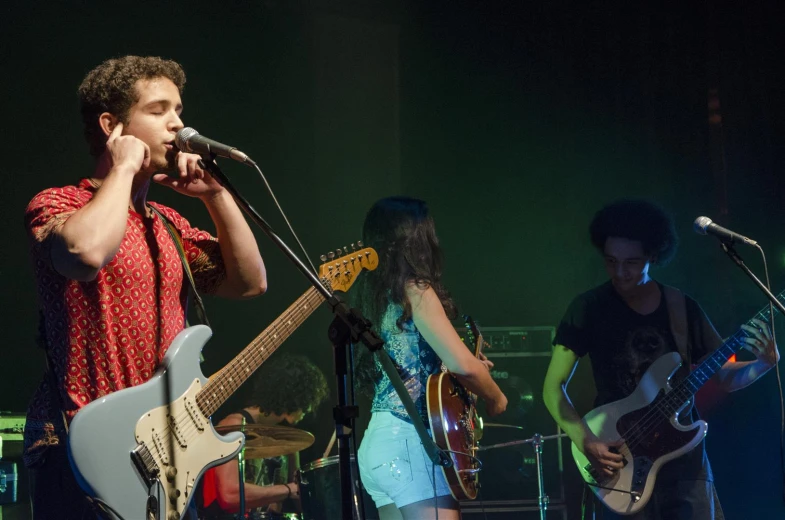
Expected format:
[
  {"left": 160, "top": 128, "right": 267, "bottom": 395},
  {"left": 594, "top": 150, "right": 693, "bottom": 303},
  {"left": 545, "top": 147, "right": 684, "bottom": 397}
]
[
  {"left": 663, "top": 284, "right": 691, "bottom": 365},
  {"left": 148, "top": 204, "right": 211, "bottom": 330}
]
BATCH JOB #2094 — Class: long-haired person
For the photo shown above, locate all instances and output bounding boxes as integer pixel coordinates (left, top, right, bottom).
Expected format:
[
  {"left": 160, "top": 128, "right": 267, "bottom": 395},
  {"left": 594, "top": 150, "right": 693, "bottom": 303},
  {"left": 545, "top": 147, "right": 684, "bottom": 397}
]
[{"left": 353, "top": 196, "right": 507, "bottom": 520}]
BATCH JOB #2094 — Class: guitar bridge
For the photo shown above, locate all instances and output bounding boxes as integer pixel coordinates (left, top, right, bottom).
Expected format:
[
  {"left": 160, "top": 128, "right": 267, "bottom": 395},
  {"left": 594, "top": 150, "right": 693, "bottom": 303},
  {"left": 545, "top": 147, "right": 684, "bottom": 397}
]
[{"left": 131, "top": 443, "right": 160, "bottom": 487}]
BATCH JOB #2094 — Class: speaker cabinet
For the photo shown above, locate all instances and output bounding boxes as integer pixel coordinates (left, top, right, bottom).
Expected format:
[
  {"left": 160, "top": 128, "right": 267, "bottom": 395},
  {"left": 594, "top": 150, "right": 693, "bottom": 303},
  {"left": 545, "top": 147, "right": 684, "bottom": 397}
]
[{"left": 475, "top": 349, "right": 565, "bottom": 503}]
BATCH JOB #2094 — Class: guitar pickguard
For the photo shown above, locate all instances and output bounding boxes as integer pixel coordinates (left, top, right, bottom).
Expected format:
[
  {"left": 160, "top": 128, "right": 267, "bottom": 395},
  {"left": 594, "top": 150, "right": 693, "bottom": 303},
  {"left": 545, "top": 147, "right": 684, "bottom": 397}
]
[
  {"left": 134, "top": 379, "right": 243, "bottom": 518},
  {"left": 572, "top": 352, "right": 708, "bottom": 515}
]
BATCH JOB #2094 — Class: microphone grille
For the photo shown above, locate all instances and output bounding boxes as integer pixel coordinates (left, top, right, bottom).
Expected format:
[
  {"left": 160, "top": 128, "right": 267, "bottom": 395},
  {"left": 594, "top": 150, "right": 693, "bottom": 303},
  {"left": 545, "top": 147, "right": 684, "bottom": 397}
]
[
  {"left": 175, "top": 127, "right": 199, "bottom": 152},
  {"left": 693, "top": 216, "right": 713, "bottom": 235}
]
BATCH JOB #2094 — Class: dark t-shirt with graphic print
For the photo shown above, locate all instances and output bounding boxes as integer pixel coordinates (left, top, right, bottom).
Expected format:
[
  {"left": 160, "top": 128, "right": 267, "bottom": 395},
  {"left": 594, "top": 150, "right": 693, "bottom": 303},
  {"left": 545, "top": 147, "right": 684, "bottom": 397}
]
[{"left": 554, "top": 281, "right": 721, "bottom": 482}]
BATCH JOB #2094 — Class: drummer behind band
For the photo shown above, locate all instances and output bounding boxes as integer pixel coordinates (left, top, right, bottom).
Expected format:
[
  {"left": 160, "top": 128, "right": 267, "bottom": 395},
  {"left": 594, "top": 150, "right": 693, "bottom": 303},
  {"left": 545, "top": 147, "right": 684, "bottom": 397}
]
[{"left": 200, "top": 353, "right": 329, "bottom": 518}]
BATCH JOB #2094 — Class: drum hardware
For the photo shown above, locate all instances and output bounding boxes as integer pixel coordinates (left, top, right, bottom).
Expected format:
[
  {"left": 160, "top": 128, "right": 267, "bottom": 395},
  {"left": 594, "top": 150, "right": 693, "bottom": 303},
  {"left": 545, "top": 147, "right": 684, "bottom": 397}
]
[
  {"left": 297, "top": 455, "right": 373, "bottom": 520},
  {"left": 213, "top": 423, "right": 314, "bottom": 520},
  {"left": 478, "top": 431, "right": 568, "bottom": 520}
]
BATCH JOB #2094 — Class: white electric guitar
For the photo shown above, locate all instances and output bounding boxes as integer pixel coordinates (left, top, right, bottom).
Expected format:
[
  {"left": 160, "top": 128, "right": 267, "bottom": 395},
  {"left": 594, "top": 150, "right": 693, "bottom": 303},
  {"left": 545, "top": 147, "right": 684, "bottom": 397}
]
[
  {"left": 573, "top": 292, "right": 780, "bottom": 515},
  {"left": 68, "top": 247, "right": 377, "bottom": 520}
]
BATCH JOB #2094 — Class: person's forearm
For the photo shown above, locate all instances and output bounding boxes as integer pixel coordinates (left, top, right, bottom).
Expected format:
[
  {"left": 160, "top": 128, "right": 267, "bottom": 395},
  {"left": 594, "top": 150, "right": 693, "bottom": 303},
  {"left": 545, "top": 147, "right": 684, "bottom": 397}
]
[
  {"left": 543, "top": 384, "right": 592, "bottom": 449},
  {"left": 54, "top": 167, "right": 136, "bottom": 280},
  {"left": 453, "top": 365, "right": 504, "bottom": 403},
  {"left": 202, "top": 189, "right": 267, "bottom": 298},
  {"left": 220, "top": 482, "right": 292, "bottom": 511},
  {"left": 716, "top": 360, "right": 775, "bottom": 392}
]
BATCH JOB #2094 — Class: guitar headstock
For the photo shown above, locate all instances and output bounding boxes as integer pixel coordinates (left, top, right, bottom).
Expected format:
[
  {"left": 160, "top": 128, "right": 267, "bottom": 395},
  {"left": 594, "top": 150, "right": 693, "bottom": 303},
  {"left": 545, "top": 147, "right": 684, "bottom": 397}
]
[
  {"left": 318, "top": 243, "right": 378, "bottom": 293},
  {"left": 463, "top": 315, "right": 485, "bottom": 357}
]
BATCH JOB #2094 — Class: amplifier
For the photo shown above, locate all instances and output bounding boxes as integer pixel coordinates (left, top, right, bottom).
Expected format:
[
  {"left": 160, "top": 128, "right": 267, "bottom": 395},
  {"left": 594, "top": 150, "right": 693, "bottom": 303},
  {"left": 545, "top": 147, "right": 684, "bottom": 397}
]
[
  {"left": 0, "top": 414, "right": 26, "bottom": 460},
  {"left": 453, "top": 325, "right": 564, "bottom": 502},
  {"left": 455, "top": 325, "right": 555, "bottom": 354},
  {"left": 452, "top": 324, "right": 594, "bottom": 519},
  {"left": 460, "top": 500, "right": 567, "bottom": 519},
  {"left": 482, "top": 326, "right": 555, "bottom": 353},
  {"left": 0, "top": 461, "right": 18, "bottom": 505}
]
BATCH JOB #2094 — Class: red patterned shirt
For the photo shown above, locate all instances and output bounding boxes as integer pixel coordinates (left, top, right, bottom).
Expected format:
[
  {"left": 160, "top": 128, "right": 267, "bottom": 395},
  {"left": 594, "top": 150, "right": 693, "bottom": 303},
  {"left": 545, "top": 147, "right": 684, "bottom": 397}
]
[{"left": 23, "top": 179, "right": 226, "bottom": 466}]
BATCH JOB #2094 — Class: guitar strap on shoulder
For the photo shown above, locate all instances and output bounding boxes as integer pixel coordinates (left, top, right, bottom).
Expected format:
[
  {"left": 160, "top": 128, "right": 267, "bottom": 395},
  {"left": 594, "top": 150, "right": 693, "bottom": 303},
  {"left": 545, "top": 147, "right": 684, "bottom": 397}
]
[
  {"left": 663, "top": 284, "right": 690, "bottom": 365},
  {"left": 148, "top": 204, "right": 211, "bottom": 329}
]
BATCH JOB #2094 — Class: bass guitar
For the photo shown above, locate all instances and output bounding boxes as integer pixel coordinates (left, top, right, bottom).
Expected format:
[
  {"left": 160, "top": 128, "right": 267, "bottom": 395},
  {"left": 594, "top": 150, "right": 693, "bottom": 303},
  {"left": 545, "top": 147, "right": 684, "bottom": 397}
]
[
  {"left": 426, "top": 315, "right": 485, "bottom": 501},
  {"left": 68, "top": 247, "right": 378, "bottom": 520},
  {"left": 573, "top": 292, "right": 780, "bottom": 515}
]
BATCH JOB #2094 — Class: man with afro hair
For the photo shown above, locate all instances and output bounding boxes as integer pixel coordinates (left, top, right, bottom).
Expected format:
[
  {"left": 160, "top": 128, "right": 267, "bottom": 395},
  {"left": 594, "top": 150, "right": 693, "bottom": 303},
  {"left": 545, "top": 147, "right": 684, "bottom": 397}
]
[{"left": 543, "top": 199, "right": 778, "bottom": 519}]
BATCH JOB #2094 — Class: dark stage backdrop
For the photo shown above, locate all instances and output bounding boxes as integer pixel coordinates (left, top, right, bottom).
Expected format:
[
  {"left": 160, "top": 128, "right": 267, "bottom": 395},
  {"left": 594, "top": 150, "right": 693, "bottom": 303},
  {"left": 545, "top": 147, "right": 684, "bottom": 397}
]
[{"left": 2, "top": 1, "right": 785, "bottom": 518}]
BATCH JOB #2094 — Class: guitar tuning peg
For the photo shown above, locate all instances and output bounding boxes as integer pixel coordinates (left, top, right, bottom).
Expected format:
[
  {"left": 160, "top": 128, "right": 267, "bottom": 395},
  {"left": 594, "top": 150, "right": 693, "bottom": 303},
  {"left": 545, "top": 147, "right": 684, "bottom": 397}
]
[
  {"left": 335, "top": 249, "right": 342, "bottom": 257},
  {"left": 357, "top": 240, "right": 363, "bottom": 247},
  {"left": 350, "top": 243, "right": 356, "bottom": 251},
  {"left": 328, "top": 252, "right": 335, "bottom": 260},
  {"left": 343, "top": 246, "right": 349, "bottom": 254},
  {"left": 320, "top": 254, "right": 327, "bottom": 262}
]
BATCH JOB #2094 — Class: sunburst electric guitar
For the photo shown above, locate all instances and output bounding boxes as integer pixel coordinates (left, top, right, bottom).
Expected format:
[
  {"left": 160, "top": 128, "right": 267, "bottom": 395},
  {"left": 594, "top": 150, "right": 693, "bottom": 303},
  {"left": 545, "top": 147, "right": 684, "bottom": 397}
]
[
  {"left": 573, "top": 291, "right": 781, "bottom": 515},
  {"left": 68, "top": 247, "right": 378, "bottom": 520},
  {"left": 426, "top": 315, "right": 485, "bottom": 501}
]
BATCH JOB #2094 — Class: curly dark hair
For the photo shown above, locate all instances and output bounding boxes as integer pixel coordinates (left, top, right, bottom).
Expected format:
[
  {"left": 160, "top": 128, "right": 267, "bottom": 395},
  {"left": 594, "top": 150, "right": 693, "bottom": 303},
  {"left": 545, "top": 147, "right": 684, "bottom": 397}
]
[
  {"left": 589, "top": 199, "right": 678, "bottom": 265},
  {"left": 351, "top": 196, "right": 457, "bottom": 389},
  {"left": 78, "top": 55, "right": 186, "bottom": 157},
  {"left": 243, "top": 353, "right": 329, "bottom": 415}
]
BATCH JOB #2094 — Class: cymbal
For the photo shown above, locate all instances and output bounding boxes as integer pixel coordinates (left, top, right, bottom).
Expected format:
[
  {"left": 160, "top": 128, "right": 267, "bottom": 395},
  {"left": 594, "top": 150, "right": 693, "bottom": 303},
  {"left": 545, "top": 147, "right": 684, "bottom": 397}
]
[{"left": 215, "top": 424, "right": 315, "bottom": 459}]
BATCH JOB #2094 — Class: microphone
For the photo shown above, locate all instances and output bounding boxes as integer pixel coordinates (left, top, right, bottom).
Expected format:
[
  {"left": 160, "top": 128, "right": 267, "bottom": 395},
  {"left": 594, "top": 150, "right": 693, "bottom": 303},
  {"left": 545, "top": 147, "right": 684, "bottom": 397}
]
[
  {"left": 175, "top": 127, "right": 254, "bottom": 165},
  {"left": 693, "top": 216, "right": 758, "bottom": 246}
]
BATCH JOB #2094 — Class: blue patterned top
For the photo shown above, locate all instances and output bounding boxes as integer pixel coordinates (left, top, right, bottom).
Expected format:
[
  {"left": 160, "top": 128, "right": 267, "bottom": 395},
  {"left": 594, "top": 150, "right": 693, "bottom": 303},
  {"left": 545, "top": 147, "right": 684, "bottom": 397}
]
[{"left": 370, "top": 303, "right": 444, "bottom": 423}]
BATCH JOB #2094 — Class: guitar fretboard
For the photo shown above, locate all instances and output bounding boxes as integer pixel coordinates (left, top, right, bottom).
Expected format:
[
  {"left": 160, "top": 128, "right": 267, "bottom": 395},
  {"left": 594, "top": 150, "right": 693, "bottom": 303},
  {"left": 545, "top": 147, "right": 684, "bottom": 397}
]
[
  {"left": 663, "top": 289, "right": 784, "bottom": 414},
  {"left": 195, "top": 286, "right": 326, "bottom": 417}
]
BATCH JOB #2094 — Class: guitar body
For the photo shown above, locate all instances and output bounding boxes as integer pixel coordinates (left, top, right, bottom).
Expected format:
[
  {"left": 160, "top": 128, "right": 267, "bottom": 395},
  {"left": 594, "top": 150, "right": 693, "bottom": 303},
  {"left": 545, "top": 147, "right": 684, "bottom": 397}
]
[
  {"left": 68, "top": 325, "right": 245, "bottom": 520},
  {"left": 426, "top": 371, "right": 479, "bottom": 501},
  {"left": 572, "top": 352, "right": 707, "bottom": 515},
  {"left": 67, "top": 247, "right": 379, "bottom": 519}
]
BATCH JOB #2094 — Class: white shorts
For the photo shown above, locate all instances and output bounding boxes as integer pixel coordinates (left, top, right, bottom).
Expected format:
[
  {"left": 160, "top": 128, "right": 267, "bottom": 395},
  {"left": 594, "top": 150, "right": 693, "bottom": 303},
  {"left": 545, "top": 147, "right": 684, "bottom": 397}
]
[{"left": 358, "top": 412, "right": 451, "bottom": 509}]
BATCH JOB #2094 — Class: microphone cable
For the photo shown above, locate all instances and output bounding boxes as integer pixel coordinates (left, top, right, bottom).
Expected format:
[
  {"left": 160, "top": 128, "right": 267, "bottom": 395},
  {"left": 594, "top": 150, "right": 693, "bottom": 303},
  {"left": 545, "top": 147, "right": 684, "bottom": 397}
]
[
  {"left": 248, "top": 161, "right": 318, "bottom": 275},
  {"left": 754, "top": 244, "right": 785, "bottom": 506}
]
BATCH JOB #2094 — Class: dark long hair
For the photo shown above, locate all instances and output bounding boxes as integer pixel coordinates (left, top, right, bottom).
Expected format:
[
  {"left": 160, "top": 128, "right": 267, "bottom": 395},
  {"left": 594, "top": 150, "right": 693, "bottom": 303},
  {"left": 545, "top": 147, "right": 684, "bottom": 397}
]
[{"left": 352, "top": 197, "right": 457, "bottom": 389}]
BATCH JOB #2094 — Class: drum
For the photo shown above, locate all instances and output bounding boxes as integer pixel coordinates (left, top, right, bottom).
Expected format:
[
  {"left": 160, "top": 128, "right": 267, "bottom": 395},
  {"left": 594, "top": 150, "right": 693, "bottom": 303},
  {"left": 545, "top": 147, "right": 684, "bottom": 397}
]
[{"left": 298, "top": 455, "right": 376, "bottom": 520}]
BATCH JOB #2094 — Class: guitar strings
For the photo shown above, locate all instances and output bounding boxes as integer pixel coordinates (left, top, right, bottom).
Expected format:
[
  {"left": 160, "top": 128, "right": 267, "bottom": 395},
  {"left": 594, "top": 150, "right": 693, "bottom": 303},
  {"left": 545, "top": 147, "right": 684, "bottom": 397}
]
[
  {"left": 144, "top": 287, "right": 326, "bottom": 467},
  {"left": 612, "top": 306, "right": 773, "bottom": 455},
  {"left": 585, "top": 305, "right": 774, "bottom": 476}
]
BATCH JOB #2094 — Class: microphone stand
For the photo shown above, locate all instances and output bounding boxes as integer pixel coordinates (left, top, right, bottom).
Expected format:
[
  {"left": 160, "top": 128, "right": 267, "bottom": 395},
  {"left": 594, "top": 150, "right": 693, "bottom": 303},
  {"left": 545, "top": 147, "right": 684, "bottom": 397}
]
[
  {"left": 198, "top": 156, "right": 452, "bottom": 520},
  {"left": 720, "top": 242, "right": 785, "bottom": 315}
]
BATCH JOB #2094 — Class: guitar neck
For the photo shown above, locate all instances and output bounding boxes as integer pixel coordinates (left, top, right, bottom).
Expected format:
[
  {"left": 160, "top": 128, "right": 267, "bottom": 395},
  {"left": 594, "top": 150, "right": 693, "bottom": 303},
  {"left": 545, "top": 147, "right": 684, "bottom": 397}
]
[
  {"left": 196, "top": 286, "right": 326, "bottom": 417},
  {"left": 667, "top": 289, "right": 785, "bottom": 409}
]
